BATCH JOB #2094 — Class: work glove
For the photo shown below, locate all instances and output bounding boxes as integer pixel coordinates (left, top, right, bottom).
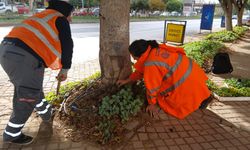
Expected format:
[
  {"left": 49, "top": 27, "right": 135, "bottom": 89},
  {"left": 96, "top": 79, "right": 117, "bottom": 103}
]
[{"left": 56, "top": 69, "right": 69, "bottom": 81}]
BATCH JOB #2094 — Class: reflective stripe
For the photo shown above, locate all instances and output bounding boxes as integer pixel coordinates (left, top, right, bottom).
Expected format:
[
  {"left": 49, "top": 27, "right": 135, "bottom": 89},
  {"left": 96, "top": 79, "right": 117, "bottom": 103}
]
[
  {"left": 43, "top": 12, "right": 62, "bottom": 21},
  {"left": 8, "top": 122, "right": 24, "bottom": 128},
  {"left": 4, "top": 130, "right": 21, "bottom": 137},
  {"left": 149, "top": 86, "right": 160, "bottom": 94},
  {"left": 27, "top": 12, "right": 62, "bottom": 41},
  {"left": 145, "top": 61, "right": 172, "bottom": 70},
  {"left": 37, "top": 104, "right": 51, "bottom": 115},
  {"left": 147, "top": 94, "right": 157, "bottom": 99},
  {"left": 36, "top": 99, "right": 46, "bottom": 108},
  {"left": 36, "top": 99, "right": 47, "bottom": 108},
  {"left": 14, "top": 24, "right": 61, "bottom": 58},
  {"left": 161, "top": 59, "right": 193, "bottom": 95},
  {"left": 27, "top": 18, "right": 59, "bottom": 41},
  {"left": 163, "top": 54, "right": 182, "bottom": 80}
]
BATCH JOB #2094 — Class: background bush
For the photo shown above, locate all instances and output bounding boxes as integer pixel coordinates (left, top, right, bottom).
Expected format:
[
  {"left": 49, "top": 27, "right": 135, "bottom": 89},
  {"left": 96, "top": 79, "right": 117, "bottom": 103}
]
[
  {"left": 205, "top": 26, "right": 248, "bottom": 42},
  {"left": 183, "top": 40, "right": 224, "bottom": 67}
]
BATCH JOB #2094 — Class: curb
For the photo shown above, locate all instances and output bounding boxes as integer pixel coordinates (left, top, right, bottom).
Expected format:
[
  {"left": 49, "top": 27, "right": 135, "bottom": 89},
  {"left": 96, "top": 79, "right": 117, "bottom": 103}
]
[{"left": 213, "top": 93, "right": 250, "bottom": 101}]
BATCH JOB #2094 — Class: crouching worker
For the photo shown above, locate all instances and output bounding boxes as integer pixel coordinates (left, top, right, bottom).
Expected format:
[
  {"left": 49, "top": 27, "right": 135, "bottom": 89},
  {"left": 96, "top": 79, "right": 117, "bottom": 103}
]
[
  {"left": 117, "top": 39, "right": 212, "bottom": 119},
  {"left": 0, "top": 0, "right": 74, "bottom": 145}
]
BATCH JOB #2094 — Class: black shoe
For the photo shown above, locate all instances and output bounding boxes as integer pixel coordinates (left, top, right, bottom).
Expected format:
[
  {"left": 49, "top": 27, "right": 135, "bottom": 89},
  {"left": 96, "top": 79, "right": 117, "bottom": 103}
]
[
  {"left": 199, "top": 95, "right": 213, "bottom": 109},
  {"left": 9, "top": 134, "right": 33, "bottom": 145},
  {"left": 42, "top": 108, "right": 56, "bottom": 123}
]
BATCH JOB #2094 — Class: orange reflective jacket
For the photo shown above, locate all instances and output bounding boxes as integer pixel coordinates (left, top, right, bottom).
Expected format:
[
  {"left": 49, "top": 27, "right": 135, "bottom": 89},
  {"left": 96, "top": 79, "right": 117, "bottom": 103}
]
[
  {"left": 6, "top": 9, "right": 63, "bottom": 70},
  {"left": 130, "top": 44, "right": 211, "bottom": 119}
]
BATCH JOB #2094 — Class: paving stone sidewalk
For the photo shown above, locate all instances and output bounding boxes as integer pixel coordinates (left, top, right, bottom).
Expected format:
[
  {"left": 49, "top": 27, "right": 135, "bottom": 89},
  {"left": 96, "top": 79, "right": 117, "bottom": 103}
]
[{"left": 0, "top": 35, "right": 250, "bottom": 149}]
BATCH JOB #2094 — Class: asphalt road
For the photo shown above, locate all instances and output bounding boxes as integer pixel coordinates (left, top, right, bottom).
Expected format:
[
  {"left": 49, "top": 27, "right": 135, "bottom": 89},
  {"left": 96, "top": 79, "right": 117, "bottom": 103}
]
[
  {"left": 71, "top": 18, "right": 234, "bottom": 42},
  {"left": 0, "top": 19, "right": 236, "bottom": 64}
]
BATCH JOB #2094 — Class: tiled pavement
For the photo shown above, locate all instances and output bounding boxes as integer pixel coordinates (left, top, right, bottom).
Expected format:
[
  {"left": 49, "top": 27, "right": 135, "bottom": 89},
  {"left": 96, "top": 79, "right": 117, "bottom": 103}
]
[
  {"left": 0, "top": 59, "right": 250, "bottom": 150},
  {"left": 0, "top": 36, "right": 250, "bottom": 149}
]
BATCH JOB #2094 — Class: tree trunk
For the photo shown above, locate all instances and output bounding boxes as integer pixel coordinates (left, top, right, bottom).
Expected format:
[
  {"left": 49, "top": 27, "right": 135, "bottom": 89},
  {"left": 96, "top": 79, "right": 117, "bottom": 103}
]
[
  {"left": 29, "top": 0, "right": 34, "bottom": 13},
  {"left": 237, "top": 8, "right": 244, "bottom": 26},
  {"left": 219, "top": 0, "right": 233, "bottom": 31},
  {"left": 233, "top": 0, "right": 249, "bottom": 26},
  {"left": 225, "top": 8, "right": 233, "bottom": 31},
  {"left": 99, "top": 0, "right": 132, "bottom": 85}
]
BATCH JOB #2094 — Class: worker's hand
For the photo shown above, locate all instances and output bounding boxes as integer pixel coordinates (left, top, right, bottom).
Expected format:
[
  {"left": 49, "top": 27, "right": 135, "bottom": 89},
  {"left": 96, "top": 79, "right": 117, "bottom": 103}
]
[
  {"left": 146, "top": 104, "right": 160, "bottom": 118},
  {"left": 116, "top": 78, "right": 131, "bottom": 87},
  {"left": 56, "top": 69, "right": 69, "bottom": 81}
]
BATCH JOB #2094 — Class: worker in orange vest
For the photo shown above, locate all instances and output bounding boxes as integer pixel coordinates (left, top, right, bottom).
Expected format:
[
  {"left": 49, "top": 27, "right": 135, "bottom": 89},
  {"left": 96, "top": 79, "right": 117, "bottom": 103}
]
[
  {"left": 117, "top": 39, "right": 212, "bottom": 119},
  {"left": 0, "top": 0, "right": 74, "bottom": 145}
]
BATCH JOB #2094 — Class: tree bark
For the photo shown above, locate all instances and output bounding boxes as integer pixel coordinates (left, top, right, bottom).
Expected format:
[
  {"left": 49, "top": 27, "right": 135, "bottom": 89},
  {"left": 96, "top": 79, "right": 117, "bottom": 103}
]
[
  {"left": 237, "top": 8, "right": 244, "bottom": 26},
  {"left": 29, "top": 0, "right": 34, "bottom": 13},
  {"left": 219, "top": 0, "right": 233, "bottom": 31},
  {"left": 233, "top": 0, "right": 248, "bottom": 26},
  {"left": 99, "top": 0, "right": 132, "bottom": 85}
]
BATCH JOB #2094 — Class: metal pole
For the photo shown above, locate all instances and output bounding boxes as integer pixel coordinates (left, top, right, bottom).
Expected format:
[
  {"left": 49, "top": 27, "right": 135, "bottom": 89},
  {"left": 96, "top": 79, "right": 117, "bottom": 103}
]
[{"left": 82, "top": 0, "right": 84, "bottom": 8}]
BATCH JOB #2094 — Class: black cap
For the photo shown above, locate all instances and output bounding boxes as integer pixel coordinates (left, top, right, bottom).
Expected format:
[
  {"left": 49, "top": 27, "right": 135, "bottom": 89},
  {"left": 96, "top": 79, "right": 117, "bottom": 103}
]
[{"left": 47, "top": 0, "right": 74, "bottom": 17}]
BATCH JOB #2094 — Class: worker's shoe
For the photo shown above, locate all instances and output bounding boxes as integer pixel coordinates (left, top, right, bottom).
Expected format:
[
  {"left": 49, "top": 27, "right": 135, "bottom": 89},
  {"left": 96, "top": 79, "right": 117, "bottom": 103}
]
[
  {"left": 42, "top": 108, "right": 56, "bottom": 123},
  {"left": 7, "top": 133, "right": 33, "bottom": 145},
  {"left": 199, "top": 95, "right": 213, "bottom": 109}
]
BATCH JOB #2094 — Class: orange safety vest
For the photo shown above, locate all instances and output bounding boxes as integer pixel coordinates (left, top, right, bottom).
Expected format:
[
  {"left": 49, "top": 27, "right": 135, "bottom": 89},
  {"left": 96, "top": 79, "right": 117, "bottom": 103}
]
[
  {"left": 6, "top": 9, "right": 63, "bottom": 70},
  {"left": 130, "top": 44, "right": 211, "bottom": 119}
]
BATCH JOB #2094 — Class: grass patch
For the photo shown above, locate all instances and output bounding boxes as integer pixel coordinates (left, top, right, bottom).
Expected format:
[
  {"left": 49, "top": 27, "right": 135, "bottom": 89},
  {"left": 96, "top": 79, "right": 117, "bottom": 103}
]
[{"left": 207, "top": 79, "right": 250, "bottom": 97}]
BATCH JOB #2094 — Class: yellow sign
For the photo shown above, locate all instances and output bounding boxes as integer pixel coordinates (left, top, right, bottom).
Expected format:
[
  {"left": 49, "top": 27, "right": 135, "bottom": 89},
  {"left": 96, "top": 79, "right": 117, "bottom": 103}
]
[
  {"left": 44, "top": 2, "right": 48, "bottom": 7},
  {"left": 166, "top": 23, "right": 185, "bottom": 43}
]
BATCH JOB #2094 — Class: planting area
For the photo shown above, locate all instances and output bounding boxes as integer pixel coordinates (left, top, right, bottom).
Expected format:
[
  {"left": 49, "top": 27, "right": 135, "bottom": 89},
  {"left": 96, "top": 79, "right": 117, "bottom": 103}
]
[{"left": 45, "top": 27, "right": 250, "bottom": 147}]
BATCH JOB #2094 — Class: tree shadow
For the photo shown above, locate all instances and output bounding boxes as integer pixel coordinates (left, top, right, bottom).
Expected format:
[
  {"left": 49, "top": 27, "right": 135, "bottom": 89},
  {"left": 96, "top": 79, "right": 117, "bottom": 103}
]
[
  {"left": 213, "top": 49, "right": 250, "bottom": 79},
  {"left": 123, "top": 104, "right": 250, "bottom": 149},
  {"left": 208, "top": 101, "right": 250, "bottom": 132}
]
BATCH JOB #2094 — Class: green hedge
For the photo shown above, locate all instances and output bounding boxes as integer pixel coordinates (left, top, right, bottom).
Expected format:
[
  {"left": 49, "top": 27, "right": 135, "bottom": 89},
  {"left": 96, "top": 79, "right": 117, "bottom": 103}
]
[
  {"left": 205, "top": 26, "right": 249, "bottom": 42},
  {"left": 207, "top": 78, "right": 250, "bottom": 97},
  {"left": 183, "top": 40, "right": 224, "bottom": 67}
]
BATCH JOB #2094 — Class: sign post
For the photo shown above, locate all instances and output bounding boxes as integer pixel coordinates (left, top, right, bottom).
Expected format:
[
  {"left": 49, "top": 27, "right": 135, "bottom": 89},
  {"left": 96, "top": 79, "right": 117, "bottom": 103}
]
[
  {"left": 200, "top": 4, "right": 215, "bottom": 33},
  {"left": 163, "top": 20, "right": 186, "bottom": 45},
  {"left": 221, "top": 16, "right": 225, "bottom": 28}
]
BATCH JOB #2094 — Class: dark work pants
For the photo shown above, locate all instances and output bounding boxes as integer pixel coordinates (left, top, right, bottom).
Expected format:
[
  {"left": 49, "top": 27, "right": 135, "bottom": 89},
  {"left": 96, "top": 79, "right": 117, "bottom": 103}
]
[{"left": 0, "top": 43, "right": 52, "bottom": 141}]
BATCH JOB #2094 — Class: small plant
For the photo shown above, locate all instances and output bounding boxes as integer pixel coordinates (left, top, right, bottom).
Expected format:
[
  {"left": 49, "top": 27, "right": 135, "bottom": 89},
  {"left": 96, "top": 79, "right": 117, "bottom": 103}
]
[
  {"left": 225, "top": 78, "right": 250, "bottom": 88},
  {"left": 207, "top": 78, "right": 250, "bottom": 97},
  {"left": 98, "top": 120, "right": 115, "bottom": 144},
  {"left": 98, "top": 86, "right": 144, "bottom": 123},
  {"left": 233, "top": 26, "right": 249, "bottom": 35}
]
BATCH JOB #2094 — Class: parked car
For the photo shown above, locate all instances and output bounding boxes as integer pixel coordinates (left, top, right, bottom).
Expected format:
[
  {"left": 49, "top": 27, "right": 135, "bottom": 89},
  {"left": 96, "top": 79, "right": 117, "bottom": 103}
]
[
  {"left": 242, "top": 15, "right": 250, "bottom": 26},
  {"left": 0, "top": 2, "right": 18, "bottom": 14},
  {"left": 170, "top": 11, "right": 181, "bottom": 16},
  {"left": 92, "top": 8, "right": 99, "bottom": 16},
  {"left": 232, "top": 15, "right": 237, "bottom": 19},
  {"left": 15, "top": 3, "right": 29, "bottom": 14},
  {"left": 160, "top": 11, "right": 170, "bottom": 17},
  {"left": 72, "top": 8, "right": 94, "bottom": 16},
  {"left": 149, "top": 10, "right": 160, "bottom": 16}
]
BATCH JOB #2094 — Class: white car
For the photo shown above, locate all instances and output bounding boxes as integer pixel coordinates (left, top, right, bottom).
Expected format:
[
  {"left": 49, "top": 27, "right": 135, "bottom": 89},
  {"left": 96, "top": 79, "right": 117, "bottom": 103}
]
[
  {"left": 242, "top": 15, "right": 250, "bottom": 26},
  {"left": 34, "top": 8, "right": 45, "bottom": 13},
  {"left": 0, "top": 2, "right": 18, "bottom": 14}
]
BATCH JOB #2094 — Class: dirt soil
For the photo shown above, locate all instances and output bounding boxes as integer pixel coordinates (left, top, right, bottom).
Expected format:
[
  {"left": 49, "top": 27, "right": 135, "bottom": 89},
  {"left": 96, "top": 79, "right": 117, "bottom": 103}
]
[{"left": 53, "top": 80, "right": 150, "bottom": 149}]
